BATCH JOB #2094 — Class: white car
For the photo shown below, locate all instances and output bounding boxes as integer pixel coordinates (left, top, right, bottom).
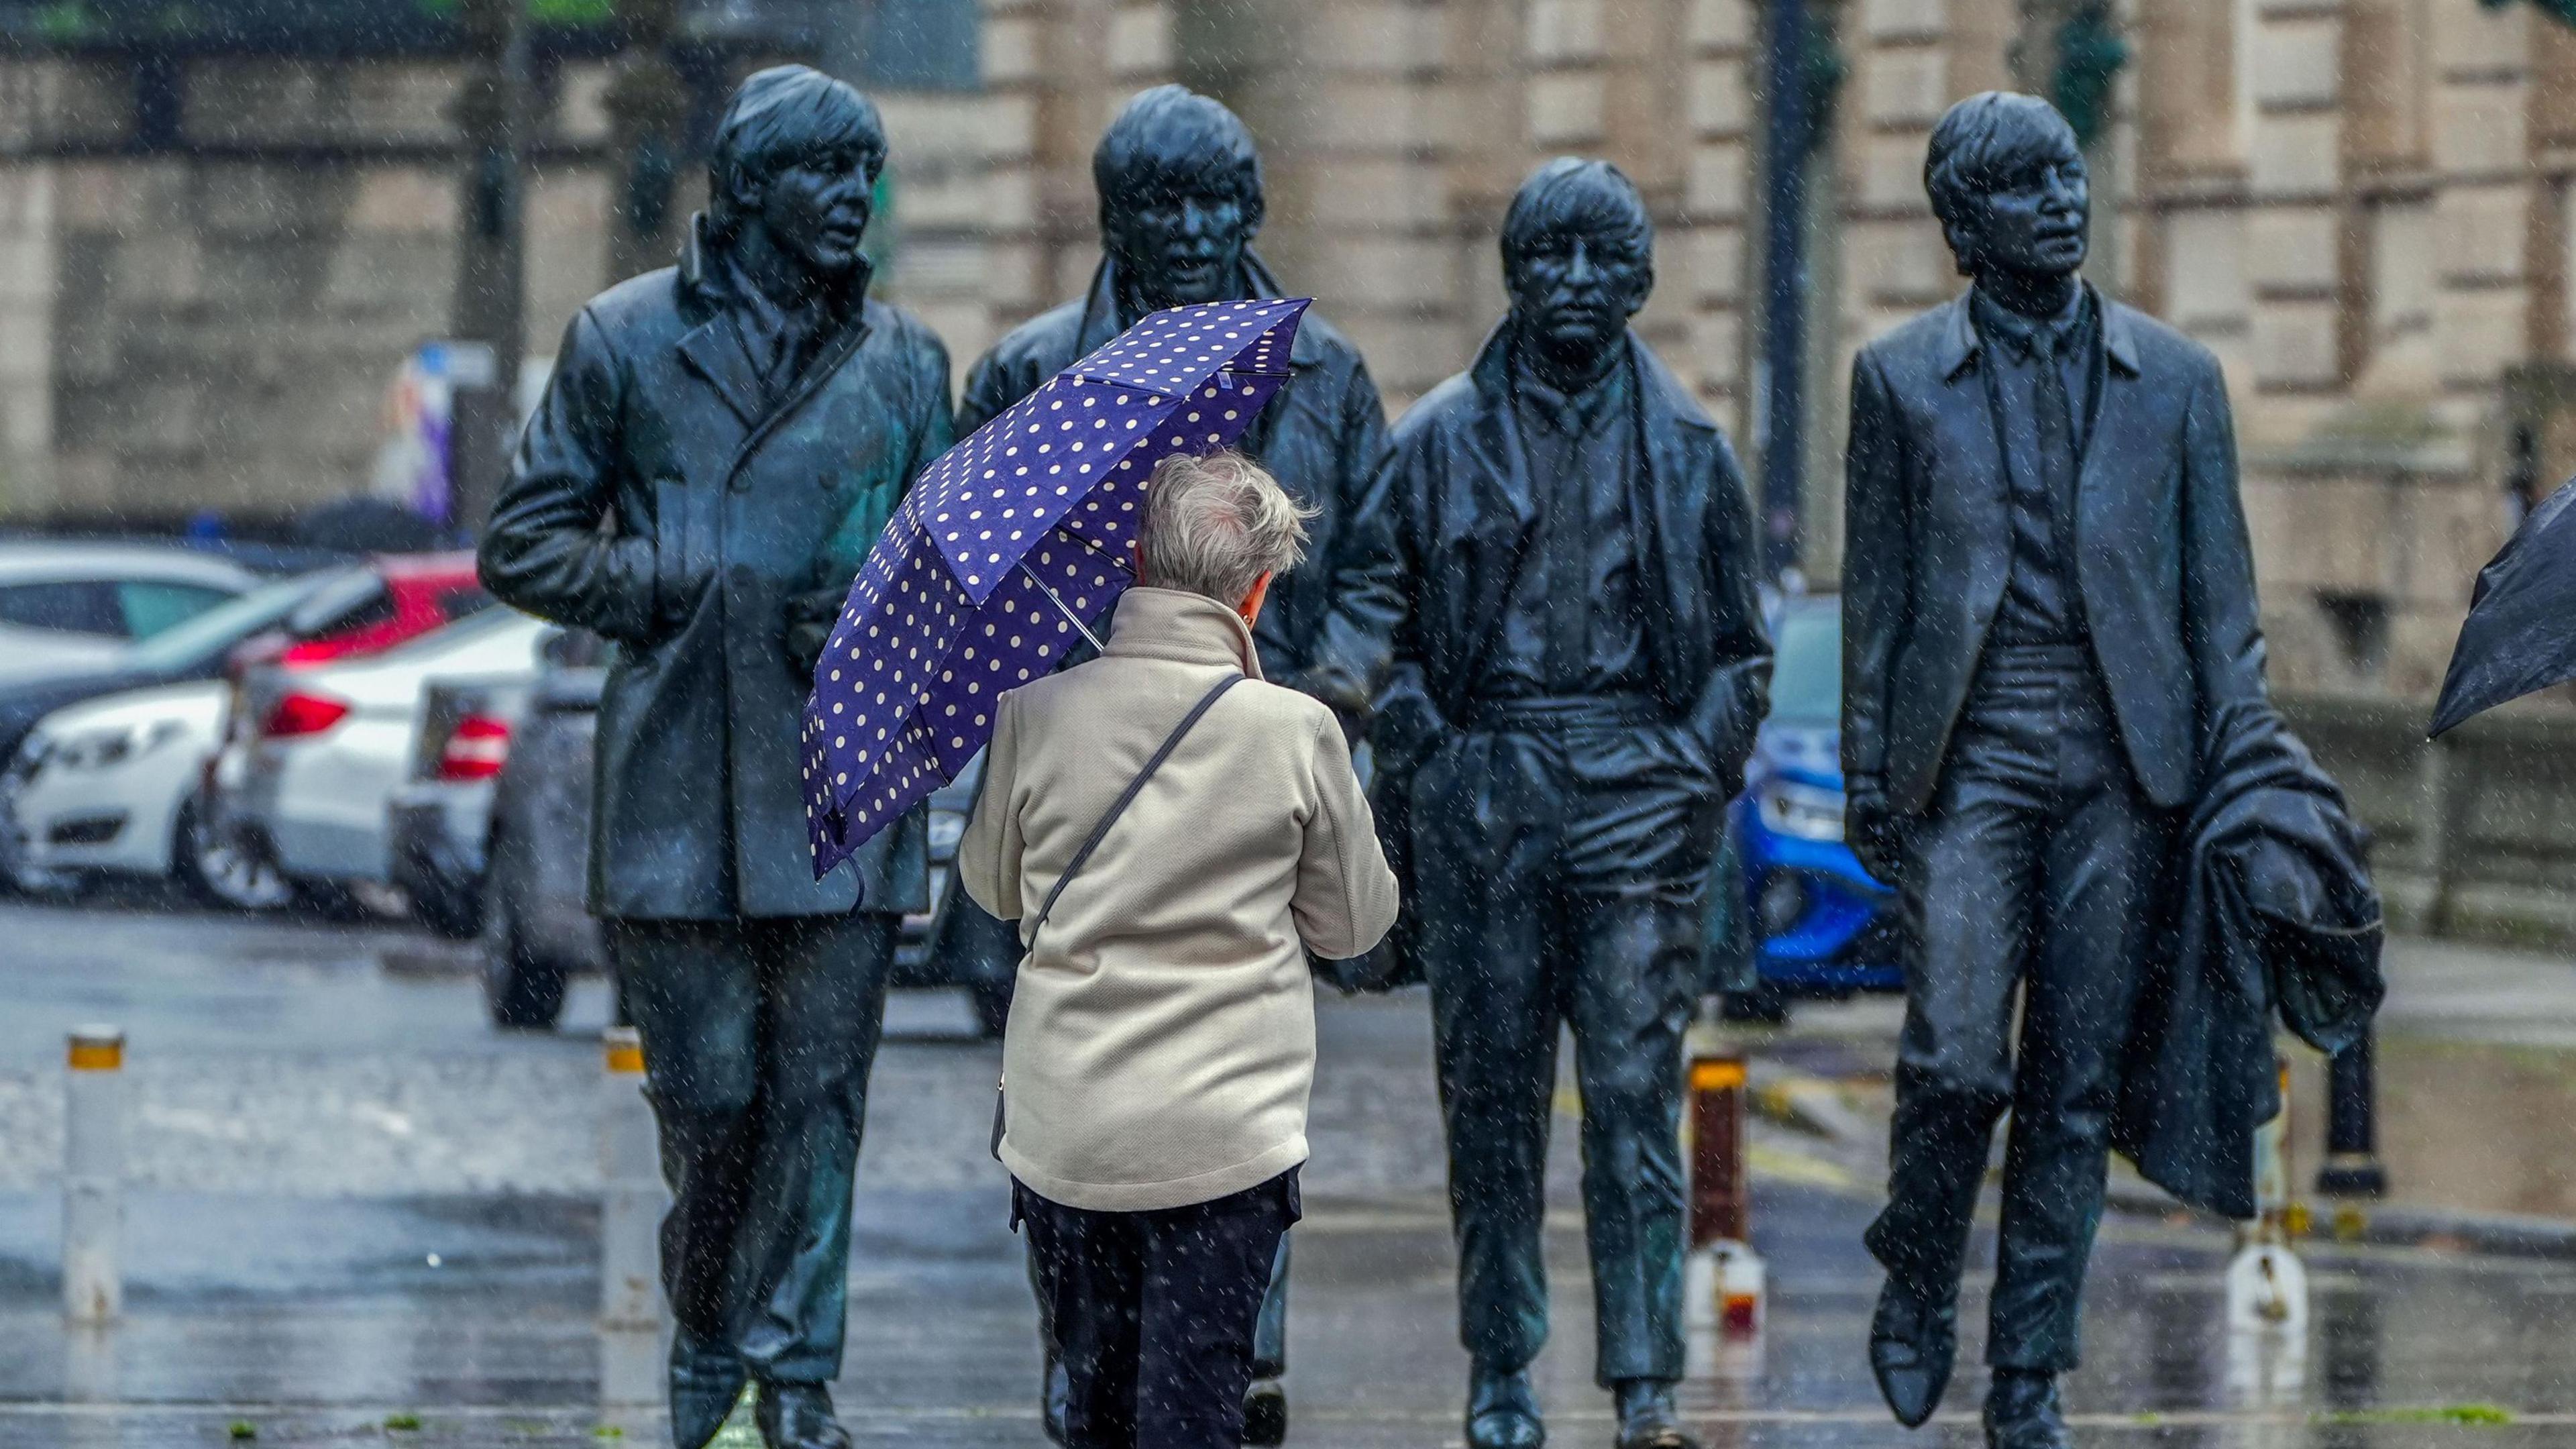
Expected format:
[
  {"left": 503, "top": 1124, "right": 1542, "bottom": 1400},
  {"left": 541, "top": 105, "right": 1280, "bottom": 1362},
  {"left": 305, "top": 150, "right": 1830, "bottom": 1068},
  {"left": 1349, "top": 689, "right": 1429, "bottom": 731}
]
[
  {"left": 224, "top": 608, "right": 551, "bottom": 897},
  {"left": 0, "top": 680, "right": 291, "bottom": 907},
  {"left": 0, "top": 543, "right": 259, "bottom": 685}
]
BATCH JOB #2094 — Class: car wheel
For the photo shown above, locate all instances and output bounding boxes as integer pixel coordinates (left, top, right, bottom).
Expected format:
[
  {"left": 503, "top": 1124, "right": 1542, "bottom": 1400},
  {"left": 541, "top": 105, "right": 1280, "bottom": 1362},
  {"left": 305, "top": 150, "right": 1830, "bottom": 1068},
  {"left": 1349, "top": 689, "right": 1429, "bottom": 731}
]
[
  {"left": 967, "top": 978, "right": 1012, "bottom": 1039},
  {"left": 174, "top": 798, "right": 294, "bottom": 912},
  {"left": 482, "top": 900, "right": 568, "bottom": 1030},
  {"left": 409, "top": 875, "right": 484, "bottom": 941}
]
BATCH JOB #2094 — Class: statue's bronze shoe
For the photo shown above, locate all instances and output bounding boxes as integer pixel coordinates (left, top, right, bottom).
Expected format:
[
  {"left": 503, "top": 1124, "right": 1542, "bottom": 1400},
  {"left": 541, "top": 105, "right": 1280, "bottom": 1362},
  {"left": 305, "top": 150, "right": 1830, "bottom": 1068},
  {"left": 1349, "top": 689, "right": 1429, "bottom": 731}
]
[
  {"left": 1612, "top": 1379, "right": 1699, "bottom": 1449},
  {"left": 1242, "top": 1376, "right": 1289, "bottom": 1446},
  {"left": 1465, "top": 1362, "right": 1546, "bottom": 1449},
  {"left": 1868, "top": 1275, "right": 1957, "bottom": 1428},
  {"left": 1984, "top": 1369, "right": 2071, "bottom": 1449},
  {"left": 754, "top": 1382, "right": 853, "bottom": 1449}
]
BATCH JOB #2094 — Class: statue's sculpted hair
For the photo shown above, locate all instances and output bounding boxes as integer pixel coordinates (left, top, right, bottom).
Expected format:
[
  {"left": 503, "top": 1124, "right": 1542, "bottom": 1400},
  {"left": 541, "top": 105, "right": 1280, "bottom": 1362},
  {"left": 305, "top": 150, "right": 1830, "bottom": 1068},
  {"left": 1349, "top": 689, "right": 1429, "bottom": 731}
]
[
  {"left": 1923, "top": 91, "right": 2082, "bottom": 270},
  {"left": 1500, "top": 157, "right": 1653, "bottom": 270},
  {"left": 707, "top": 65, "right": 886, "bottom": 236},
  {"left": 1093, "top": 85, "right": 1266, "bottom": 228}
]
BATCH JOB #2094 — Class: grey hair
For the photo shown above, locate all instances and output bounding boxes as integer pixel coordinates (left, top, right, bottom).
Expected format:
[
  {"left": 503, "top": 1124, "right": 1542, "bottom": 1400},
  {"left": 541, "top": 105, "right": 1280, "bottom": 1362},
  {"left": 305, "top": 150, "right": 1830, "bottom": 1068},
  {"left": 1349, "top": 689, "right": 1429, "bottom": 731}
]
[{"left": 1138, "top": 451, "right": 1313, "bottom": 606}]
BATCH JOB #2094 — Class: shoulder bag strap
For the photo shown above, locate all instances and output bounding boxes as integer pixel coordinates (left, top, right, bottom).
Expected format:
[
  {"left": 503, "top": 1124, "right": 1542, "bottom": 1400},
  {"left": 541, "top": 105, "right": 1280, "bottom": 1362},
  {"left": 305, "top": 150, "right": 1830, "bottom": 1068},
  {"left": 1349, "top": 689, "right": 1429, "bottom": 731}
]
[
  {"left": 995, "top": 670, "right": 1242, "bottom": 1163},
  {"left": 1025, "top": 671, "right": 1244, "bottom": 947}
]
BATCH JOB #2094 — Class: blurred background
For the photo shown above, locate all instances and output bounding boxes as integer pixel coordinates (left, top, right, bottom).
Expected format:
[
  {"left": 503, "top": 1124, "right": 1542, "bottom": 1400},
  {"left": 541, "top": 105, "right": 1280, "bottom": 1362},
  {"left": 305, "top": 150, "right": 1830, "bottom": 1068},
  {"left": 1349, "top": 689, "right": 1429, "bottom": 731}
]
[
  {"left": 3, "top": 0, "right": 2575, "bottom": 943},
  {"left": 7, "top": 5, "right": 2576, "bottom": 1443}
]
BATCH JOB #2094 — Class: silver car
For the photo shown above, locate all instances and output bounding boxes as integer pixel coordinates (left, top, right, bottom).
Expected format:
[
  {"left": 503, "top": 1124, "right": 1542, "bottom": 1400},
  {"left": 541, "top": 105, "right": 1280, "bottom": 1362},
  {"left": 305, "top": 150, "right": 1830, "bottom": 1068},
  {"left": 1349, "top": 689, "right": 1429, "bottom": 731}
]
[
  {"left": 0, "top": 542, "right": 258, "bottom": 685},
  {"left": 216, "top": 609, "right": 551, "bottom": 908}
]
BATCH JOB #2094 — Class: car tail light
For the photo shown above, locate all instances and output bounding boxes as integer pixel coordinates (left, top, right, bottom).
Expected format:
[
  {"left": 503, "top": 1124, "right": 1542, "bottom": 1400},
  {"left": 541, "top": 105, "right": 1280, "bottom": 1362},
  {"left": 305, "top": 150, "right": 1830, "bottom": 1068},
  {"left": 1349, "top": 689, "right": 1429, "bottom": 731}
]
[
  {"left": 262, "top": 691, "right": 351, "bottom": 740},
  {"left": 437, "top": 714, "right": 513, "bottom": 782}
]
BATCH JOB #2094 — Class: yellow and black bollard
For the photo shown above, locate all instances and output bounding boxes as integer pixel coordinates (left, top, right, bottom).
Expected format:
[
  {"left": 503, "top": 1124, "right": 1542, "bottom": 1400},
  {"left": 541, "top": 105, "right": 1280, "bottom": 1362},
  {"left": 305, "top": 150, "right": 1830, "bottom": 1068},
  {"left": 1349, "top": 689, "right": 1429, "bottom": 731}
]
[{"left": 1684, "top": 1052, "right": 1765, "bottom": 1340}]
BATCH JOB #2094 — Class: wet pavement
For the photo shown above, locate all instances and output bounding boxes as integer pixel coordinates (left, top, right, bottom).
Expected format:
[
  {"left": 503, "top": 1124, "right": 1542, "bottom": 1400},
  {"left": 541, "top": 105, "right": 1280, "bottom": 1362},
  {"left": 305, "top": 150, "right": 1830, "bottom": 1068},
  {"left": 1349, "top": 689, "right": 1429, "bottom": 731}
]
[{"left": 5, "top": 900, "right": 2576, "bottom": 1444}]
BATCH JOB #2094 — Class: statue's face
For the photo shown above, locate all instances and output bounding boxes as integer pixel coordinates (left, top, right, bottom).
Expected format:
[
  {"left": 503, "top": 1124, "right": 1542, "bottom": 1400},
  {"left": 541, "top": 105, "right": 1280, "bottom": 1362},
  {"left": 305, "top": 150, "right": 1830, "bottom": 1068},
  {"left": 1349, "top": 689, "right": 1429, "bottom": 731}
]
[
  {"left": 1954, "top": 140, "right": 2088, "bottom": 280},
  {"left": 1106, "top": 184, "right": 1253, "bottom": 309},
  {"left": 1505, "top": 220, "right": 1652, "bottom": 369},
  {"left": 751, "top": 142, "right": 876, "bottom": 281}
]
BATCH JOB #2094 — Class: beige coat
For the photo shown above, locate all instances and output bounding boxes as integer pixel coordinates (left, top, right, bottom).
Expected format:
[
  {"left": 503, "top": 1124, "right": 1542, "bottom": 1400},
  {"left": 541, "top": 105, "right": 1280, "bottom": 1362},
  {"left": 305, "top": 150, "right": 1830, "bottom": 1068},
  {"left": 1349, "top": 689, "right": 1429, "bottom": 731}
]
[{"left": 959, "top": 586, "right": 1399, "bottom": 1212}]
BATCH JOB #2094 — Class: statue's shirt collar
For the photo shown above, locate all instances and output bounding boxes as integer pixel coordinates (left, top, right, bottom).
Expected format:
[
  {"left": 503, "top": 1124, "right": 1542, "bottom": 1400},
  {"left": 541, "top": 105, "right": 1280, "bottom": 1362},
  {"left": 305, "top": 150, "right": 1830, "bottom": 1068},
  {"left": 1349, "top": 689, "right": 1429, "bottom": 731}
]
[
  {"left": 1509, "top": 345, "right": 1631, "bottom": 440},
  {"left": 1970, "top": 283, "right": 2092, "bottom": 363}
]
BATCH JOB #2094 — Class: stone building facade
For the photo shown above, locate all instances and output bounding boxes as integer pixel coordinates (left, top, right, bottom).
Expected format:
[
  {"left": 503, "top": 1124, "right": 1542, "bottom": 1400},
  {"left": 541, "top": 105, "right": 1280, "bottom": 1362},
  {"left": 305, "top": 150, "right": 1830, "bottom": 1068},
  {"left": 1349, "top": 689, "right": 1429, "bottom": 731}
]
[
  {"left": 3, "top": 0, "right": 2568, "bottom": 701},
  {"left": 0, "top": 47, "right": 987, "bottom": 531},
  {"left": 972, "top": 0, "right": 2570, "bottom": 700}
]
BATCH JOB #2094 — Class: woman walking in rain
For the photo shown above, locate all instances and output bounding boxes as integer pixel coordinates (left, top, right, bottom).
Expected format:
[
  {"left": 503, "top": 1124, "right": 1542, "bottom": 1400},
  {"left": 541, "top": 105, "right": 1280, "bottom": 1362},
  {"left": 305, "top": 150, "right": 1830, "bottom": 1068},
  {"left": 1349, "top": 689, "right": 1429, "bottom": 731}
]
[{"left": 958, "top": 449, "right": 1399, "bottom": 1449}]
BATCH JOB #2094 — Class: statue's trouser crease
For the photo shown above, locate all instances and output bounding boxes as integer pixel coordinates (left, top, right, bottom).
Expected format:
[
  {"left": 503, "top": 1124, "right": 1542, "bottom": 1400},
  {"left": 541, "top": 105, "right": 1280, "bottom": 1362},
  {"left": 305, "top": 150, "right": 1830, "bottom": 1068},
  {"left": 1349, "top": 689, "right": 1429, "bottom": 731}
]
[
  {"left": 1417, "top": 714, "right": 1714, "bottom": 1384},
  {"left": 611, "top": 914, "right": 896, "bottom": 1449},
  {"left": 1865, "top": 645, "right": 2171, "bottom": 1371}
]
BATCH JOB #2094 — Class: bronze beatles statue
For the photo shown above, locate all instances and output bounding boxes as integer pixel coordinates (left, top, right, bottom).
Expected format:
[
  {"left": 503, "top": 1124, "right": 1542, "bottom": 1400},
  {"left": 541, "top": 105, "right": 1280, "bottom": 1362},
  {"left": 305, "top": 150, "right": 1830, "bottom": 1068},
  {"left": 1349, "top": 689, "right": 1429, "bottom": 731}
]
[
  {"left": 936, "top": 83, "right": 1389, "bottom": 1447},
  {"left": 1311, "top": 158, "right": 1772, "bottom": 1449},
  {"left": 1840, "top": 93, "right": 2276, "bottom": 1449},
  {"left": 480, "top": 66, "right": 953, "bottom": 1449}
]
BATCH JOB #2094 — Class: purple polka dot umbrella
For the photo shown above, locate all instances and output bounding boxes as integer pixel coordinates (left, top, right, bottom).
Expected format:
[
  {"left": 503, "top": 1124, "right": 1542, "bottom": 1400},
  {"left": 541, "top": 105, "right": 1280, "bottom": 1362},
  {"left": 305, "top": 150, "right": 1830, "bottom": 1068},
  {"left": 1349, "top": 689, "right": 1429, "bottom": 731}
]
[{"left": 802, "top": 297, "right": 1312, "bottom": 879}]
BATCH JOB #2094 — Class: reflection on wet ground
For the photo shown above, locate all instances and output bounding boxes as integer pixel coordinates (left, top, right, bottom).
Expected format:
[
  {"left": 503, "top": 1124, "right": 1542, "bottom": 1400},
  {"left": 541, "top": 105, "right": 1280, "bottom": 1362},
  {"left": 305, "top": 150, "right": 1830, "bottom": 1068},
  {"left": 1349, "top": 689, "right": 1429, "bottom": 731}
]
[
  {"left": 3, "top": 1181, "right": 2575, "bottom": 1445},
  {"left": 8, "top": 904, "right": 2576, "bottom": 1443}
]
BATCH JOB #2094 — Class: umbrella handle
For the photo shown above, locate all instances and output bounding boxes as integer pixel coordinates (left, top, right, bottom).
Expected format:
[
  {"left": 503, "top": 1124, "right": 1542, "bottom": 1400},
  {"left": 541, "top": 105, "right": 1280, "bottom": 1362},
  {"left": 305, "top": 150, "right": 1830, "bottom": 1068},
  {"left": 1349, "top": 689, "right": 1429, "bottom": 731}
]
[{"left": 1016, "top": 561, "right": 1109, "bottom": 655}]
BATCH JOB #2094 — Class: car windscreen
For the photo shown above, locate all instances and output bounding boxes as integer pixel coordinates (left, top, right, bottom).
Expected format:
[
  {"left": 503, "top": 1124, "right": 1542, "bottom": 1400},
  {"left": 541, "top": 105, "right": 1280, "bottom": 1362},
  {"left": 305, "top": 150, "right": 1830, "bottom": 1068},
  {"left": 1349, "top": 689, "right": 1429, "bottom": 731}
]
[
  {"left": 1767, "top": 604, "right": 1841, "bottom": 724},
  {"left": 122, "top": 574, "right": 327, "bottom": 671}
]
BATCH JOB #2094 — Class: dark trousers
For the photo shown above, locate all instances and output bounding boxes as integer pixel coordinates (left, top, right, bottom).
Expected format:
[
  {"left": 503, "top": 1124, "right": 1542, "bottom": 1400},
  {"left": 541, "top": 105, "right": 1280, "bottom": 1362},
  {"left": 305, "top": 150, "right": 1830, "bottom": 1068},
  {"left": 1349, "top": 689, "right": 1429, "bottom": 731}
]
[
  {"left": 1865, "top": 645, "right": 2171, "bottom": 1371},
  {"left": 608, "top": 913, "right": 896, "bottom": 1449},
  {"left": 955, "top": 875, "right": 1297, "bottom": 1396},
  {"left": 1017, "top": 1171, "right": 1302, "bottom": 1449},
  {"left": 1414, "top": 720, "right": 1715, "bottom": 1385}
]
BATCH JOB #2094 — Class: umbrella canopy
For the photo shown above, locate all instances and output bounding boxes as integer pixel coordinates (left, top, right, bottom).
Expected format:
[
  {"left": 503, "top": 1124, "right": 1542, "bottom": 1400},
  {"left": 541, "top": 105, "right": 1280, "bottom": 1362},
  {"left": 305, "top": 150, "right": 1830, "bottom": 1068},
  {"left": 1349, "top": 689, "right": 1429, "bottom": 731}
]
[
  {"left": 802, "top": 297, "right": 1311, "bottom": 877},
  {"left": 2430, "top": 474, "right": 2576, "bottom": 738}
]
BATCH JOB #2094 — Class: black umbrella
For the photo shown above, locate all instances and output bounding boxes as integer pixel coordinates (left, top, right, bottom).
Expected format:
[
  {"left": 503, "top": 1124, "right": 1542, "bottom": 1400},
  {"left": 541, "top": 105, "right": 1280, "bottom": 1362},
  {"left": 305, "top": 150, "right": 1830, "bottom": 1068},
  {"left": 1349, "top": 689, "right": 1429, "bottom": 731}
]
[{"left": 2430, "top": 475, "right": 2576, "bottom": 737}]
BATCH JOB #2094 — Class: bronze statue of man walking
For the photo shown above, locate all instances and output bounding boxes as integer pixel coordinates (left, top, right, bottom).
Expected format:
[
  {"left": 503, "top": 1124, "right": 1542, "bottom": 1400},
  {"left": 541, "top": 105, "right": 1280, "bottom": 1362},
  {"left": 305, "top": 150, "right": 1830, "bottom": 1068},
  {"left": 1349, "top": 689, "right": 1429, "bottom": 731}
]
[
  {"left": 480, "top": 66, "right": 954, "bottom": 1449},
  {"left": 1315, "top": 158, "right": 1771, "bottom": 1449},
  {"left": 937, "top": 83, "right": 1388, "bottom": 1447},
  {"left": 1841, "top": 93, "right": 2270, "bottom": 1449}
]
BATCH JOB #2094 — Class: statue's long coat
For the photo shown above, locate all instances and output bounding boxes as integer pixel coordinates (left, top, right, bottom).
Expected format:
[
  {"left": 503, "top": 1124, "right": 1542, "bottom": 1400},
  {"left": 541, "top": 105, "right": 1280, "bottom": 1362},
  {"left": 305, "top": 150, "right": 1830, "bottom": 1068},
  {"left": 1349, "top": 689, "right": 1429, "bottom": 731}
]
[{"left": 481, "top": 234, "right": 954, "bottom": 918}]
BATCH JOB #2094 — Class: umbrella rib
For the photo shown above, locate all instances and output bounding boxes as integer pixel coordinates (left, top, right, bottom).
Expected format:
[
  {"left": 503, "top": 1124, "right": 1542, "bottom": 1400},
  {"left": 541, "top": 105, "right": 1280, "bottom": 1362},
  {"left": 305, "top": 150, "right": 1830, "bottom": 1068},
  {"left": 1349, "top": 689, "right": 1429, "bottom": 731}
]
[
  {"left": 1016, "top": 561, "right": 1110, "bottom": 655},
  {"left": 1051, "top": 517, "right": 1137, "bottom": 576}
]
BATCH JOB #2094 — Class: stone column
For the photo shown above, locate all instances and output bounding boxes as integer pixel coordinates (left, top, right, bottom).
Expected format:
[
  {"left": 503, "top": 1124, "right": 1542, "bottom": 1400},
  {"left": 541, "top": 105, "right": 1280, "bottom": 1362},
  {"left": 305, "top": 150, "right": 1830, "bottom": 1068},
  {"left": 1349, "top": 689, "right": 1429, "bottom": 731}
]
[
  {"left": 447, "top": 0, "right": 530, "bottom": 536},
  {"left": 1684, "top": 0, "right": 1759, "bottom": 444},
  {"left": 601, "top": 0, "right": 690, "bottom": 289},
  {"left": 0, "top": 162, "right": 55, "bottom": 517}
]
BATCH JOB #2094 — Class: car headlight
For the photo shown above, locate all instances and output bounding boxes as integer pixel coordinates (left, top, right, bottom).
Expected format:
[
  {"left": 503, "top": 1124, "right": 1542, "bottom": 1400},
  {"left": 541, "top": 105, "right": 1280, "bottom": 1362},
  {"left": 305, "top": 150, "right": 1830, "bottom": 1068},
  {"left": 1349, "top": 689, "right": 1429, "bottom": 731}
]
[
  {"left": 50, "top": 720, "right": 186, "bottom": 773},
  {"left": 1756, "top": 780, "right": 1845, "bottom": 842}
]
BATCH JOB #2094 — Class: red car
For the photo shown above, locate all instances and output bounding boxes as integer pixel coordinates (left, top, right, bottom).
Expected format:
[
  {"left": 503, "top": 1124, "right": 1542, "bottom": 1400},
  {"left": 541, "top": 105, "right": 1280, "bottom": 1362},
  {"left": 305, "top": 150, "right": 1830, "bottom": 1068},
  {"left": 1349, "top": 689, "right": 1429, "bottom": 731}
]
[
  {"left": 274, "top": 551, "right": 492, "bottom": 665},
  {"left": 201, "top": 553, "right": 494, "bottom": 908}
]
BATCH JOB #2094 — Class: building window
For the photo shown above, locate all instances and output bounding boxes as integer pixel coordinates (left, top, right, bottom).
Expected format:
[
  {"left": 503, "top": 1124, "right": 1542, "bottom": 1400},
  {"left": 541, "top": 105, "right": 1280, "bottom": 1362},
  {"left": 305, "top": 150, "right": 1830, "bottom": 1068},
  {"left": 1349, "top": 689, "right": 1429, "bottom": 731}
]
[
  {"left": 854, "top": 0, "right": 980, "bottom": 92},
  {"left": 2317, "top": 590, "right": 2392, "bottom": 679}
]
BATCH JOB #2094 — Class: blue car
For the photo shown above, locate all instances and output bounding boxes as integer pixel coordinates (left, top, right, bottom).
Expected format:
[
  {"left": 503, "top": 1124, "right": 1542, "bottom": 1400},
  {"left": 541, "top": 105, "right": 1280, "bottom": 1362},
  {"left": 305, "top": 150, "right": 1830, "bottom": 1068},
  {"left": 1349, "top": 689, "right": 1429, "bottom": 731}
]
[{"left": 1713, "top": 593, "right": 1907, "bottom": 1018}]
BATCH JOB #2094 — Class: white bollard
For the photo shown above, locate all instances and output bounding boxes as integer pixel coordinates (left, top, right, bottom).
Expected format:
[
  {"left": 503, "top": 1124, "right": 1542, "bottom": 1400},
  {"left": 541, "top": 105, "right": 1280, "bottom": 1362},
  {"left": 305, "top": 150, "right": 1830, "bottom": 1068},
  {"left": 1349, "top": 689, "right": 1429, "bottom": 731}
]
[
  {"left": 599, "top": 1027, "right": 663, "bottom": 1335},
  {"left": 2224, "top": 1242, "right": 2309, "bottom": 1336},
  {"left": 62, "top": 1026, "right": 125, "bottom": 1326},
  {"left": 2226, "top": 1053, "right": 2308, "bottom": 1336}
]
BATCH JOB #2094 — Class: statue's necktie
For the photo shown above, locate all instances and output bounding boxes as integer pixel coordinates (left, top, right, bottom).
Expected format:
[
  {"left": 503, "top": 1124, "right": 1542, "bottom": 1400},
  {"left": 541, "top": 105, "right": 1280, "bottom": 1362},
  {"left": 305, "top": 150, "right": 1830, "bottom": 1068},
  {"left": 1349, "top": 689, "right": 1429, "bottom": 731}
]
[
  {"left": 1542, "top": 429, "right": 1589, "bottom": 692},
  {"left": 2029, "top": 326, "right": 2078, "bottom": 562}
]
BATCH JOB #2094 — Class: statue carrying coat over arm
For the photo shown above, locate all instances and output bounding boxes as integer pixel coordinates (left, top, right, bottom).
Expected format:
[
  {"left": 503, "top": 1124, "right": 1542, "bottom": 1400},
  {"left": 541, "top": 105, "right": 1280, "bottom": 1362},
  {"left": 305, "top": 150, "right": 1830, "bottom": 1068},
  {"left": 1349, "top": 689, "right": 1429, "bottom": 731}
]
[
  {"left": 477, "top": 66, "right": 953, "bottom": 1449},
  {"left": 1838, "top": 92, "right": 2371, "bottom": 1449}
]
